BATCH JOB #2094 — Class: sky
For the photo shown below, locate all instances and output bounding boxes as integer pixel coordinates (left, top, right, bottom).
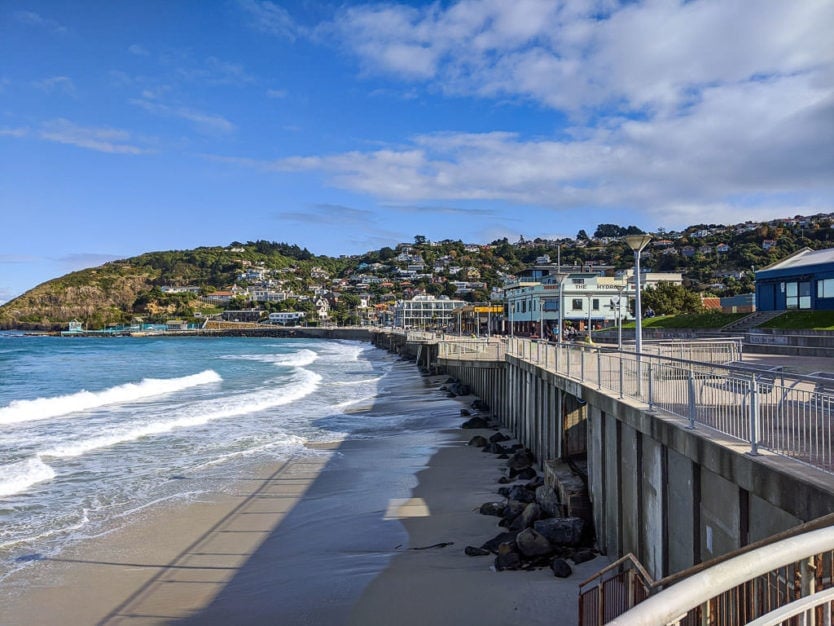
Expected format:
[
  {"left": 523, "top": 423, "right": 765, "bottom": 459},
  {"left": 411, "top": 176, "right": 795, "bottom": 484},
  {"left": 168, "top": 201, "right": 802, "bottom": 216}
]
[{"left": 1, "top": 0, "right": 833, "bottom": 302}]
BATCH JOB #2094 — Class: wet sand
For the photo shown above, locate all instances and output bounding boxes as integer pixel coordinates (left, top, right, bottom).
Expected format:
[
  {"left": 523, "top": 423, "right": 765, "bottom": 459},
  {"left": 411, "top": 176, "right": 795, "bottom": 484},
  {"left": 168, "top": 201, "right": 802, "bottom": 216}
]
[{"left": 0, "top": 380, "right": 601, "bottom": 626}]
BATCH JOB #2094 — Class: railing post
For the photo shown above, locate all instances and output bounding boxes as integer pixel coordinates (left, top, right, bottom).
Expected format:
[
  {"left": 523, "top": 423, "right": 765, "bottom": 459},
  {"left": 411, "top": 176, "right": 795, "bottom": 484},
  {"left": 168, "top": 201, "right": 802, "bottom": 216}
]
[
  {"left": 580, "top": 346, "right": 586, "bottom": 382},
  {"left": 619, "top": 352, "right": 624, "bottom": 399},
  {"left": 597, "top": 348, "right": 602, "bottom": 390},
  {"left": 749, "top": 374, "right": 760, "bottom": 456},
  {"left": 688, "top": 370, "right": 696, "bottom": 429},
  {"left": 647, "top": 362, "right": 654, "bottom": 409}
]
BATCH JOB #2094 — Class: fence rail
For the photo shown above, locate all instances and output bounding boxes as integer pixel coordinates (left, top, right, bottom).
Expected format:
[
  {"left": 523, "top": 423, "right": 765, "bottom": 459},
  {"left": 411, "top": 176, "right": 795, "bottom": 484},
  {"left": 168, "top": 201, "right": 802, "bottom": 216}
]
[{"left": 504, "top": 338, "right": 834, "bottom": 475}]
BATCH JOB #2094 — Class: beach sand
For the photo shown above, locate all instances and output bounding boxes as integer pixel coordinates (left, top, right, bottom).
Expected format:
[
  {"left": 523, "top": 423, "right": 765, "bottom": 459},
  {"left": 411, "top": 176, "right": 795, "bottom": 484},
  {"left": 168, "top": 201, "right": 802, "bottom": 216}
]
[{"left": 0, "top": 377, "right": 602, "bottom": 626}]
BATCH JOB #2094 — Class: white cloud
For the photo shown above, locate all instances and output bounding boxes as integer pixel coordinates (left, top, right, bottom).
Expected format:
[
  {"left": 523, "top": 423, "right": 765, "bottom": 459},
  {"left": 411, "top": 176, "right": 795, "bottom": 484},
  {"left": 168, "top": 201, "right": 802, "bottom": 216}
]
[
  {"left": 128, "top": 44, "right": 150, "bottom": 56},
  {"left": 39, "top": 119, "right": 149, "bottom": 154},
  {"left": 14, "top": 10, "right": 67, "bottom": 34},
  {"left": 131, "top": 99, "right": 236, "bottom": 134},
  {"left": 33, "top": 76, "right": 76, "bottom": 96},
  {"left": 266, "top": 88, "right": 287, "bottom": 99},
  {"left": 0, "top": 127, "right": 29, "bottom": 138},
  {"left": 239, "top": 0, "right": 300, "bottom": 40}
]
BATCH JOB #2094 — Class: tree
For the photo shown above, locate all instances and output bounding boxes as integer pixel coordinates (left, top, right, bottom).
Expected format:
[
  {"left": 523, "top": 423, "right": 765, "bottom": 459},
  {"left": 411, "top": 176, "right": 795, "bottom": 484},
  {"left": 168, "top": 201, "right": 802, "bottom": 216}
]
[
  {"left": 576, "top": 229, "right": 590, "bottom": 241},
  {"left": 641, "top": 282, "right": 703, "bottom": 315},
  {"left": 414, "top": 235, "right": 427, "bottom": 245}
]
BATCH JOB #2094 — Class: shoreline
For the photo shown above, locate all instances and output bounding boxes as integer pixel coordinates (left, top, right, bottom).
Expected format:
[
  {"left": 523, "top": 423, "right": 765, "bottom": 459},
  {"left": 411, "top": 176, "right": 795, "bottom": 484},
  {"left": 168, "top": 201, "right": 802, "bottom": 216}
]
[{"left": 0, "top": 372, "right": 601, "bottom": 625}]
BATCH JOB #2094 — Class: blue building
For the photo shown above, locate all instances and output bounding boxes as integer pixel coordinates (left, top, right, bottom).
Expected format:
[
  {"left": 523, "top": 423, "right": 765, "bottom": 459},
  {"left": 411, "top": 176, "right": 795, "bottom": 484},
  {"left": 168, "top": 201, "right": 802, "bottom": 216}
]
[{"left": 755, "top": 247, "right": 834, "bottom": 311}]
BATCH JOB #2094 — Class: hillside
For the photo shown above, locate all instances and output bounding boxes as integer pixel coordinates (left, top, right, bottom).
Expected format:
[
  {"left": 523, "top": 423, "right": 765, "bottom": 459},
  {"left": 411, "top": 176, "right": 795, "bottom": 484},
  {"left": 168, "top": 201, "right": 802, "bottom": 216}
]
[{"left": 2, "top": 214, "right": 833, "bottom": 331}]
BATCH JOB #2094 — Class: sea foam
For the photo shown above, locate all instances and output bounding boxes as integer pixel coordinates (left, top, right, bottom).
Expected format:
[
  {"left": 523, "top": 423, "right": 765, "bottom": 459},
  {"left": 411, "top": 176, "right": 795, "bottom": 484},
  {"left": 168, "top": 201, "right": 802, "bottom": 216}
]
[
  {"left": 0, "top": 457, "right": 56, "bottom": 498},
  {"left": 0, "top": 370, "right": 222, "bottom": 426}
]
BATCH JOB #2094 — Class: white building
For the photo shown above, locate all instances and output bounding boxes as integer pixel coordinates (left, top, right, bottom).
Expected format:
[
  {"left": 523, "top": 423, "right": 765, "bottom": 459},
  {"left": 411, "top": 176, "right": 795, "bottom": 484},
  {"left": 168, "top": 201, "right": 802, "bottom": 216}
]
[
  {"left": 267, "top": 312, "right": 305, "bottom": 325},
  {"left": 393, "top": 295, "right": 467, "bottom": 329}
]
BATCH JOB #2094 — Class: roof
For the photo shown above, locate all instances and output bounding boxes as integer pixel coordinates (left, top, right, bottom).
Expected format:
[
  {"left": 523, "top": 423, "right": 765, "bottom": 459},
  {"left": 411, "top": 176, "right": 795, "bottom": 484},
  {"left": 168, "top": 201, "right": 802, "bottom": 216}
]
[{"left": 759, "top": 247, "right": 834, "bottom": 273}]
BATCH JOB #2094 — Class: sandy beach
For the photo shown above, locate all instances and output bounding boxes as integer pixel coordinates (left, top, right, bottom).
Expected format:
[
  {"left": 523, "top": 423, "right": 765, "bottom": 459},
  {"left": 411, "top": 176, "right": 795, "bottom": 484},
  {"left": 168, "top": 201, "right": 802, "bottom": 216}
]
[{"left": 0, "top": 375, "right": 602, "bottom": 625}]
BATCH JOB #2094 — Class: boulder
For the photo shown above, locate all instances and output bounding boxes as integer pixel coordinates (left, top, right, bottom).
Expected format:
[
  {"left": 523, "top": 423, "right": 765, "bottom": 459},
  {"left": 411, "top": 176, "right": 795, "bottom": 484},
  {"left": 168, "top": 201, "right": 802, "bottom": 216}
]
[
  {"left": 551, "top": 558, "right": 572, "bottom": 578},
  {"left": 467, "top": 435, "right": 488, "bottom": 447},
  {"left": 479, "top": 502, "right": 506, "bottom": 517},
  {"left": 471, "top": 399, "right": 490, "bottom": 411},
  {"left": 516, "top": 467, "right": 538, "bottom": 481},
  {"left": 489, "top": 432, "right": 511, "bottom": 443},
  {"left": 461, "top": 416, "right": 489, "bottom": 429},
  {"left": 507, "top": 485, "right": 536, "bottom": 504},
  {"left": 494, "top": 542, "right": 522, "bottom": 571},
  {"left": 460, "top": 408, "right": 471, "bottom": 416},
  {"left": 516, "top": 528, "right": 553, "bottom": 558},
  {"left": 534, "top": 517, "right": 584, "bottom": 547},
  {"left": 485, "top": 442, "right": 511, "bottom": 455},
  {"left": 501, "top": 501, "right": 526, "bottom": 522},
  {"left": 571, "top": 548, "right": 597, "bottom": 564},
  {"left": 507, "top": 448, "right": 536, "bottom": 471},
  {"left": 518, "top": 502, "right": 542, "bottom": 528},
  {"left": 480, "top": 531, "right": 518, "bottom": 554},
  {"left": 464, "top": 546, "right": 491, "bottom": 557},
  {"left": 535, "top": 486, "right": 562, "bottom": 518}
]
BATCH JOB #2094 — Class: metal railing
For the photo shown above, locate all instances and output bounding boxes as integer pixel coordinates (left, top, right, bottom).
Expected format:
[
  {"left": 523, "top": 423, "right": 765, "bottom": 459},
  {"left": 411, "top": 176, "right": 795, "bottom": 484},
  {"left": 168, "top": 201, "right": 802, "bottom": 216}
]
[
  {"left": 437, "top": 338, "right": 506, "bottom": 361},
  {"left": 504, "top": 338, "right": 834, "bottom": 474}
]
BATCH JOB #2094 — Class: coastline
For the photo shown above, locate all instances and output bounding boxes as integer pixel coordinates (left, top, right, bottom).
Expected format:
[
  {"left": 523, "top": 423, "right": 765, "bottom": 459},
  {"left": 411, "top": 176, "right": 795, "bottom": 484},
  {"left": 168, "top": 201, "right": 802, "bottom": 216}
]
[{"left": 0, "top": 371, "right": 600, "bottom": 625}]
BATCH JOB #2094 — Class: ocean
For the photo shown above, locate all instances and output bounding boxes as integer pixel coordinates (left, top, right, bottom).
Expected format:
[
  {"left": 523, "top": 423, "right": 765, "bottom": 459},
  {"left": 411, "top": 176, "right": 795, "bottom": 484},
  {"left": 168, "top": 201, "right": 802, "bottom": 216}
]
[{"left": 0, "top": 333, "right": 446, "bottom": 585}]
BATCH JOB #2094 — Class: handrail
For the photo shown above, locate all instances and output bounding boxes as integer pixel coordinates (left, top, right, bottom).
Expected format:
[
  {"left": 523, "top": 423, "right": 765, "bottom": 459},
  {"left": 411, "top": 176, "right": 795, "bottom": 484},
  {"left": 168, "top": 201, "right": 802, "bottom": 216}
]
[
  {"left": 744, "top": 587, "right": 834, "bottom": 626},
  {"left": 608, "top": 525, "right": 834, "bottom": 625}
]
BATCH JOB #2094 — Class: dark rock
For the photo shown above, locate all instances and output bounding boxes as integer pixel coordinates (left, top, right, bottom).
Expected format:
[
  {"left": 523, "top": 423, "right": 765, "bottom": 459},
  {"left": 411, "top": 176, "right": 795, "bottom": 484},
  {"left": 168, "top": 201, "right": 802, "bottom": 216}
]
[
  {"left": 572, "top": 548, "right": 597, "bottom": 564},
  {"left": 479, "top": 502, "right": 506, "bottom": 517},
  {"left": 447, "top": 392, "right": 457, "bottom": 398},
  {"left": 519, "top": 503, "right": 542, "bottom": 528},
  {"left": 485, "top": 442, "right": 511, "bottom": 455},
  {"left": 467, "top": 435, "right": 488, "bottom": 447},
  {"left": 501, "top": 501, "right": 526, "bottom": 521},
  {"left": 516, "top": 528, "right": 553, "bottom": 558},
  {"left": 460, "top": 408, "right": 471, "bottom": 416},
  {"left": 497, "top": 486, "right": 511, "bottom": 497},
  {"left": 471, "top": 399, "right": 490, "bottom": 411},
  {"left": 439, "top": 385, "right": 448, "bottom": 391},
  {"left": 445, "top": 377, "right": 457, "bottom": 384},
  {"left": 534, "top": 517, "right": 584, "bottom": 547},
  {"left": 494, "top": 542, "right": 522, "bottom": 571},
  {"left": 551, "top": 558, "right": 572, "bottom": 578},
  {"left": 461, "top": 416, "right": 489, "bottom": 429},
  {"left": 480, "top": 531, "right": 519, "bottom": 554},
  {"left": 465, "top": 546, "right": 491, "bottom": 557},
  {"left": 507, "top": 485, "right": 536, "bottom": 504},
  {"left": 516, "top": 467, "right": 538, "bottom": 481},
  {"left": 497, "top": 476, "right": 512, "bottom": 484},
  {"left": 498, "top": 454, "right": 509, "bottom": 460},
  {"left": 535, "top": 486, "right": 562, "bottom": 518},
  {"left": 489, "top": 432, "right": 511, "bottom": 443},
  {"left": 507, "top": 448, "right": 536, "bottom": 471}
]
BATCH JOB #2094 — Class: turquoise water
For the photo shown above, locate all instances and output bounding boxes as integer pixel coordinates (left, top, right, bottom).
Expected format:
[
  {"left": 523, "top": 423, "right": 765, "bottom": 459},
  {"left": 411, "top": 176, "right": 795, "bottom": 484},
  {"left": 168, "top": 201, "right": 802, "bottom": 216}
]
[{"left": 0, "top": 334, "right": 409, "bottom": 580}]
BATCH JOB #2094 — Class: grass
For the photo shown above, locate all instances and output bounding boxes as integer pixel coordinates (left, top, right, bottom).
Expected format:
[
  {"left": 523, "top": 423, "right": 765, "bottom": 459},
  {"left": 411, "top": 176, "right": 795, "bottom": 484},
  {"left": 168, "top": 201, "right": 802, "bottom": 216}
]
[
  {"left": 758, "top": 310, "right": 834, "bottom": 330},
  {"left": 621, "top": 312, "right": 748, "bottom": 329}
]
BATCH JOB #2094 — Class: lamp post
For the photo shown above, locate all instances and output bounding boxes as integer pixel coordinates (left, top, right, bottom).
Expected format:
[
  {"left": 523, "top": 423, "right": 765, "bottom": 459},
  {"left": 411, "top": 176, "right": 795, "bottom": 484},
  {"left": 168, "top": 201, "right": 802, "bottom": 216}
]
[{"left": 624, "top": 234, "right": 652, "bottom": 395}]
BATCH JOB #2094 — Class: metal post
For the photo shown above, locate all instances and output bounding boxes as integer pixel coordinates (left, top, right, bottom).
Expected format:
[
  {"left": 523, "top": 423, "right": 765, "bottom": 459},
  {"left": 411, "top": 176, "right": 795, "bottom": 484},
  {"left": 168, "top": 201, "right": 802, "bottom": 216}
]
[
  {"left": 597, "top": 348, "right": 602, "bottom": 390},
  {"left": 624, "top": 235, "right": 652, "bottom": 396},
  {"left": 750, "top": 374, "right": 760, "bottom": 455},
  {"left": 688, "top": 371, "right": 697, "bottom": 429},
  {"left": 618, "top": 352, "right": 624, "bottom": 399}
]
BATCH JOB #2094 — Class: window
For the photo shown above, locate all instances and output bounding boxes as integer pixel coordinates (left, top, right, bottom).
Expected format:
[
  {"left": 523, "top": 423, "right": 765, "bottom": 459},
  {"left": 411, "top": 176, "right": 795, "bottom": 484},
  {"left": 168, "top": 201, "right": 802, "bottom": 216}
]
[
  {"left": 572, "top": 299, "right": 583, "bottom": 311},
  {"left": 818, "top": 278, "right": 834, "bottom": 299},
  {"left": 592, "top": 298, "right": 600, "bottom": 311},
  {"left": 786, "top": 281, "right": 811, "bottom": 310}
]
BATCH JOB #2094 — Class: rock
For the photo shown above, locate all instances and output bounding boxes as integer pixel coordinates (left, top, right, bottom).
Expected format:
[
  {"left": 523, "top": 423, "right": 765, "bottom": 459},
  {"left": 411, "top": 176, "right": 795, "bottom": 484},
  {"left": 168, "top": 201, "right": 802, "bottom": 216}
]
[
  {"left": 461, "top": 416, "right": 489, "bottom": 429},
  {"left": 467, "top": 435, "right": 488, "bottom": 447},
  {"left": 526, "top": 475, "right": 545, "bottom": 489},
  {"left": 551, "top": 558, "right": 573, "bottom": 578},
  {"left": 494, "top": 542, "right": 522, "bottom": 571},
  {"left": 471, "top": 399, "right": 490, "bottom": 411},
  {"left": 485, "top": 442, "right": 511, "bottom": 454},
  {"left": 535, "top": 486, "right": 562, "bottom": 518},
  {"left": 445, "top": 377, "right": 457, "bottom": 384},
  {"left": 572, "top": 548, "right": 597, "bottom": 564},
  {"left": 447, "top": 392, "right": 457, "bottom": 398},
  {"left": 534, "top": 517, "right": 584, "bottom": 547},
  {"left": 498, "top": 454, "right": 509, "bottom": 460},
  {"left": 507, "top": 485, "right": 536, "bottom": 504},
  {"left": 489, "top": 432, "right": 511, "bottom": 443},
  {"left": 465, "top": 546, "right": 491, "bottom": 556},
  {"left": 480, "top": 531, "right": 519, "bottom": 554},
  {"left": 439, "top": 385, "right": 448, "bottom": 391},
  {"left": 516, "top": 528, "right": 553, "bottom": 558},
  {"left": 460, "top": 408, "right": 471, "bottom": 416},
  {"left": 479, "top": 502, "right": 506, "bottom": 517},
  {"left": 507, "top": 448, "right": 536, "bottom": 471},
  {"left": 519, "top": 502, "right": 542, "bottom": 528},
  {"left": 516, "top": 467, "right": 538, "bottom": 481},
  {"left": 501, "top": 501, "right": 526, "bottom": 521},
  {"left": 497, "top": 476, "right": 512, "bottom": 484}
]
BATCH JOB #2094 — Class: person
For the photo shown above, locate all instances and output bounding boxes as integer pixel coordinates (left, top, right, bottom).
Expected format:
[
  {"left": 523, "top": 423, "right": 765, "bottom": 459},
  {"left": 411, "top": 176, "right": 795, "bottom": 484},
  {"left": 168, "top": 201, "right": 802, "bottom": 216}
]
[{"left": 645, "top": 306, "right": 655, "bottom": 318}]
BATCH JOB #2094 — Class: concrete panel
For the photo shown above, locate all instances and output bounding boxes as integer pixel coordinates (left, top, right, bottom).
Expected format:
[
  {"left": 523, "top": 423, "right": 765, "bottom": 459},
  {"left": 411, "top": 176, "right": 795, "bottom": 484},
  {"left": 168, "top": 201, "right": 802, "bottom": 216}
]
[
  {"left": 749, "top": 494, "right": 802, "bottom": 543},
  {"left": 620, "top": 422, "right": 640, "bottom": 558},
  {"left": 603, "top": 412, "right": 620, "bottom": 557},
  {"left": 666, "top": 448, "right": 695, "bottom": 574},
  {"left": 588, "top": 406, "right": 604, "bottom": 554},
  {"left": 700, "top": 468, "right": 740, "bottom": 560},
  {"left": 641, "top": 436, "right": 664, "bottom": 579}
]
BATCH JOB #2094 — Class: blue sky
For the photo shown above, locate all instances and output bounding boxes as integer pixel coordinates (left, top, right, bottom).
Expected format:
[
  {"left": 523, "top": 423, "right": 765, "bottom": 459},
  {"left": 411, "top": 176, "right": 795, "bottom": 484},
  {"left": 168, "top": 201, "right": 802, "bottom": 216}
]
[{"left": 1, "top": 0, "right": 833, "bottom": 302}]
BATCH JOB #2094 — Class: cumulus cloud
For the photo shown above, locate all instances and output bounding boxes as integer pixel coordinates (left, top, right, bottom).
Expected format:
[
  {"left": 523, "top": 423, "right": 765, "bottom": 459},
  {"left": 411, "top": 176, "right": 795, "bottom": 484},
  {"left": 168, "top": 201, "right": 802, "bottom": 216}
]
[
  {"left": 33, "top": 76, "right": 76, "bottom": 96},
  {"left": 14, "top": 10, "right": 67, "bottom": 34},
  {"left": 0, "top": 127, "right": 29, "bottom": 138},
  {"left": 38, "top": 119, "right": 149, "bottom": 154}
]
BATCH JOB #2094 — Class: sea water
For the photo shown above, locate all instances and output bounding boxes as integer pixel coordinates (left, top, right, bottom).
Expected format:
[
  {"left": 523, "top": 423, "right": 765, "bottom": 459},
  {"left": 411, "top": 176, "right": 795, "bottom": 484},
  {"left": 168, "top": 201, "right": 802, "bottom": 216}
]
[{"left": 0, "top": 333, "right": 421, "bottom": 582}]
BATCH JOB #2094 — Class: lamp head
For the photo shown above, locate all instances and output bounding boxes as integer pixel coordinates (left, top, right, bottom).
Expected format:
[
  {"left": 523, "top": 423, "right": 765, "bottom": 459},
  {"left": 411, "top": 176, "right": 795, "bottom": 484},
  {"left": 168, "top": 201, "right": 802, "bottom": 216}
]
[{"left": 624, "top": 234, "right": 652, "bottom": 252}]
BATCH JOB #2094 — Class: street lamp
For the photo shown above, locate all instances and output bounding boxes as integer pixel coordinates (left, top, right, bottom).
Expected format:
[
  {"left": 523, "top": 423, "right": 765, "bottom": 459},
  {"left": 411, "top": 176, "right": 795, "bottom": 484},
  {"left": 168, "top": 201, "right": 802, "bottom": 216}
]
[{"left": 624, "top": 234, "right": 652, "bottom": 395}]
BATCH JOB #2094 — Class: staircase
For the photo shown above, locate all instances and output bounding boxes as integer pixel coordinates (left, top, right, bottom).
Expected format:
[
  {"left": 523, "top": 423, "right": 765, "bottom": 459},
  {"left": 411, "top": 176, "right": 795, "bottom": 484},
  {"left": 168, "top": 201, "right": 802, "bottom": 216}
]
[{"left": 720, "top": 310, "right": 784, "bottom": 333}]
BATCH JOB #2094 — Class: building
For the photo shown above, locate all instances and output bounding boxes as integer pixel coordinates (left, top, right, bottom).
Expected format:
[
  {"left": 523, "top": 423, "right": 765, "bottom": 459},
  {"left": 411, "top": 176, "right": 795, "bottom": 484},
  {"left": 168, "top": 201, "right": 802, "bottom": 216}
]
[
  {"left": 755, "top": 247, "right": 834, "bottom": 311},
  {"left": 267, "top": 311, "right": 306, "bottom": 325},
  {"left": 393, "top": 295, "right": 467, "bottom": 329}
]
